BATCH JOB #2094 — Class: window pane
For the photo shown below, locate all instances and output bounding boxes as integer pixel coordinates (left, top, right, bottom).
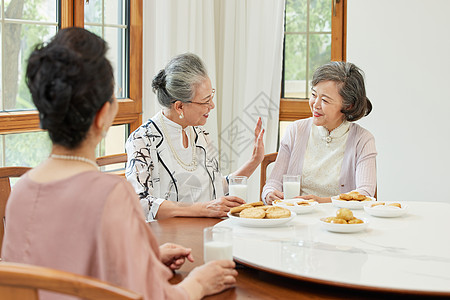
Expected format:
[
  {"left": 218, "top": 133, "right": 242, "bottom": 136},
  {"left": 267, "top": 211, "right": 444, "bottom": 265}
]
[
  {"left": 3, "top": 131, "right": 51, "bottom": 167},
  {"left": 97, "top": 124, "right": 128, "bottom": 172},
  {"left": 4, "top": 0, "right": 57, "bottom": 22},
  {"left": 85, "top": 1, "right": 128, "bottom": 99},
  {"left": 84, "top": 0, "right": 102, "bottom": 24},
  {"left": 2, "top": 23, "right": 57, "bottom": 111},
  {"left": 105, "top": 27, "right": 127, "bottom": 98},
  {"left": 279, "top": 121, "right": 293, "bottom": 144},
  {"left": 308, "top": 33, "right": 331, "bottom": 82},
  {"left": 285, "top": 0, "right": 307, "bottom": 32},
  {"left": 284, "top": 34, "right": 307, "bottom": 98},
  {"left": 309, "top": 0, "right": 331, "bottom": 32},
  {"left": 105, "top": 0, "right": 126, "bottom": 25}
]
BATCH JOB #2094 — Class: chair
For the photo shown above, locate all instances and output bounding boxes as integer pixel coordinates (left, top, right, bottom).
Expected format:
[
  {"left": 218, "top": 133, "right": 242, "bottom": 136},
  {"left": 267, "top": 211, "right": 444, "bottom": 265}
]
[
  {"left": 260, "top": 152, "right": 278, "bottom": 196},
  {"left": 0, "top": 167, "right": 31, "bottom": 257},
  {"left": 96, "top": 153, "right": 128, "bottom": 177},
  {"left": 0, "top": 262, "right": 142, "bottom": 300}
]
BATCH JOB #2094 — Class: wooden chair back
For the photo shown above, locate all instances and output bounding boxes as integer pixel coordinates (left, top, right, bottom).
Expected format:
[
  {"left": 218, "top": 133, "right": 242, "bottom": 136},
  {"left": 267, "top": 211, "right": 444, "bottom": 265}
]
[
  {"left": 96, "top": 153, "right": 127, "bottom": 177},
  {"left": 0, "top": 262, "right": 142, "bottom": 300},
  {"left": 260, "top": 152, "right": 278, "bottom": 196},
  {"left": 0, "top": 167, "right": 31, "bottom": 257}
]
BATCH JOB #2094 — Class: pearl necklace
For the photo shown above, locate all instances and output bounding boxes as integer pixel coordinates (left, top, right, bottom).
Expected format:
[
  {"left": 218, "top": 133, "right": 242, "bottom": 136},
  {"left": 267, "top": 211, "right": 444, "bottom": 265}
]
[
  {"left": 159, "top": 114, "right": 198, "bottom": 171},
  {"left": 50, "top": 154, "right": 98, "bottom": 169}
]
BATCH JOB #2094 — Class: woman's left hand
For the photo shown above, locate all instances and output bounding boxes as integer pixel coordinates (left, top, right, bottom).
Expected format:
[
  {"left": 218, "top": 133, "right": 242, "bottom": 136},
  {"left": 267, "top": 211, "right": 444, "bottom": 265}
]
[
  {"left": 296, "top": 195, "right": 331, "bottom": 203},
  {"left": 251, "top": 117, "right": 265, "bottom": 164},
  {"left": 159, "top": 243, "right": 194, "bottom": 271}
]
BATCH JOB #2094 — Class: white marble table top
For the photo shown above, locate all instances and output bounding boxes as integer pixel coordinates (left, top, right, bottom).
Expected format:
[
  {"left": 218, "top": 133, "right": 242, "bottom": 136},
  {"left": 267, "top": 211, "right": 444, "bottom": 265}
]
[{"left": 216, "top": 202, "right": 450, "bottom": 295}]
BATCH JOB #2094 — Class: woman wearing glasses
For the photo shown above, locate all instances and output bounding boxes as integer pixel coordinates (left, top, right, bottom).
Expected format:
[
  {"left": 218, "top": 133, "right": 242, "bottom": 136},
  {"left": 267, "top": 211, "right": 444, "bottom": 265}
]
[{"left": 126, "top": 53, "right": 265, "bottom": 221}]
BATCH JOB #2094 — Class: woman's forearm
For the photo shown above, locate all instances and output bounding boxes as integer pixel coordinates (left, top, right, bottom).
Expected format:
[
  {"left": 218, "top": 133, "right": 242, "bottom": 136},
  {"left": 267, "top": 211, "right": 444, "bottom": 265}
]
[
  {"left": 230, "top": 157, "right": 260, "bottom": 178},
  {"left": 156, "top": 201, "right": 206, "bottom": 219}
]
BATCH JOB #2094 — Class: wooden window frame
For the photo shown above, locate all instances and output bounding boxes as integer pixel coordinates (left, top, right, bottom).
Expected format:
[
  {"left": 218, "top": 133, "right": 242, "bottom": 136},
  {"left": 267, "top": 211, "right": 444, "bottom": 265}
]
[
  {"left": 279, "top": 0, "right": 346, "bottom": 122},
  {"left": 0, "top": 0, "right": 142, "bottom": 134}
]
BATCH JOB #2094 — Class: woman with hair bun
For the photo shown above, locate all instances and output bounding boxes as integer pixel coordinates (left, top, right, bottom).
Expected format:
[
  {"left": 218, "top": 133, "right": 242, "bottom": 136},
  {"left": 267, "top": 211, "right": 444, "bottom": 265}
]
[
  {"left": 263, "top": 61, "right": 377, "bottom": 204},
  {"left": 2, "top": 28, "right": 237, "bottom": 300},
  {"left": 126, "top": 53, "right": 265, "bottom": 221}
]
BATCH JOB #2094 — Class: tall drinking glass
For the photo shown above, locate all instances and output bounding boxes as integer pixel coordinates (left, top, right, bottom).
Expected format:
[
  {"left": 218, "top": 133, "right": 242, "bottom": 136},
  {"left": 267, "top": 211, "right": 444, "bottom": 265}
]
[
  {"left": 283, "top": 175, "right": 301, "bottom": 200},
  {"left": 203, "top": 227, "right": 233, "bottom": 263},
  {"left": 228, "top": 175, "right": 248, "bottom": 202}
]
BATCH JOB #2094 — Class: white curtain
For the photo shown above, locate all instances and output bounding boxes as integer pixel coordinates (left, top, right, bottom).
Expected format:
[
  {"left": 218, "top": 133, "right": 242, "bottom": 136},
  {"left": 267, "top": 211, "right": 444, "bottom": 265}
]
[{"left": 143, "top": 0, "right": 285, "bottom": 202}]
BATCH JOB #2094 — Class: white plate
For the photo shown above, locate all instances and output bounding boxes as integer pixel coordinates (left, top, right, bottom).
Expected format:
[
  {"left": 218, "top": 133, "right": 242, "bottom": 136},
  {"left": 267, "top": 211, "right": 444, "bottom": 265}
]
[
  {"left": 319, "top": 217, "right": 369, "bottom": 233},
  {"left": 364, "top": 202, "right": 408, "bottom": 217},
  {"left": 227, "top": 211, "right": 296, "bottom": 227},
  {"left": 331, "top": 196, "right": 375, "bottom": 209},
  {"left": 273, "top": 199, "right": 318, "bottom": 214}
]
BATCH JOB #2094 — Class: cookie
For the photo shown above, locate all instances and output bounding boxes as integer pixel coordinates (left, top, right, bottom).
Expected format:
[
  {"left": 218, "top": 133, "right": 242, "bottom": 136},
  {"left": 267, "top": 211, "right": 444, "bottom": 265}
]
[
  {"left": 348, "top": 218, "right": 364, "bottom": 224},
  {"left": 229, "top": 203, "right": 253, "bottom": 214},
  {"left": 250, "top": 201, "right": 264, "bottom": 207},
  {"left": 336, "top": 208, "right": 354, "bottom": 221},
  {"left": 387, "top": 203, "right": 401, "bottom": 208},
  {"left": 239, "top": 207, "right": 266, "bottom": 219},
  {"left": 371, "top": 202, "right": 385, "bottom": 207},
  {"left": 265, "top": 206, "right": 291, "bottom": 219},
  {"left": 339, "top": 193, "right": 353, "bottom": 200},
  {"left": 352, "top": 194, "right": 367, "bottom": 201}
]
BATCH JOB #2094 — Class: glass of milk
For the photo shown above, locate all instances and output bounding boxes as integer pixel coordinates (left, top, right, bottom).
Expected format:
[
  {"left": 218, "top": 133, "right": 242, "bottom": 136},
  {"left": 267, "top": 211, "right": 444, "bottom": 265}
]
[
  {"left": 228, "top": 175, "right": 248, "bottom": 202},
  {"left": 283, "top": 175, "right": 301, "bottom": 200},
  {"left": 203, "top": 227, "right": 233, "bottom": 263}
]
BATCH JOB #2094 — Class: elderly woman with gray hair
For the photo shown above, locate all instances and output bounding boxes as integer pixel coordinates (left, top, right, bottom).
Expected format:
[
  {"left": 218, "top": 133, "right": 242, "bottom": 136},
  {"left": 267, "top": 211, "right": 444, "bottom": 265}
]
[
  {"left": 126, "top": 53, "right": 264, "bottom": 221},
  {"left": 263, "top": 61, "right": 377, "bottom": 204}
]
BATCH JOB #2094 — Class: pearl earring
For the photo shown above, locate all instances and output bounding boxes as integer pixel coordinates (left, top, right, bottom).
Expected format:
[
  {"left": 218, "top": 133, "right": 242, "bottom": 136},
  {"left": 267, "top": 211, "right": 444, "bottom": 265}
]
[{"left": 179, "top": 112, "right": 184, "bottom": 119}]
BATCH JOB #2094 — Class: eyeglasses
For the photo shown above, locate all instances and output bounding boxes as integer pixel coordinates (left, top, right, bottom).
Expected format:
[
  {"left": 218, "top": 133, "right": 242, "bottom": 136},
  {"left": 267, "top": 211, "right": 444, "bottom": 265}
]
[{"left": 187, "top": 89, "right": 215, "bottom": 106}]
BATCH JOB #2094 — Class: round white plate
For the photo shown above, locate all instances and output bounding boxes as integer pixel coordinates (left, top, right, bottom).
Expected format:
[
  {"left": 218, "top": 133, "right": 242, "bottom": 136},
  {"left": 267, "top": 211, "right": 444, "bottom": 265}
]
[
  {"left": 319, "top": 217, "right": 369, "bottom": 233},
  {"left": 364, "top": 202, "right": 408, "bottom": 217},
  {"left": 331, "top": 196, "right": 375, "bottom": 210},
  {"left": 273, "top": 199, "right": 318, "bottom": 214},
  {"left": 227, "top": 211, "right": 296, "bottom": 227}
]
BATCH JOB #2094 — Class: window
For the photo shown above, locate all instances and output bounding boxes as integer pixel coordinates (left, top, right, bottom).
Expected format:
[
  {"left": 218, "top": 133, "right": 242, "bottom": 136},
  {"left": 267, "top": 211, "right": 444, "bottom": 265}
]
[
  {"left": 0, "top": 0, "right": 142, "bottom": 167},
  {"left": 280, "top": 0, "right": 345, "bottom": 125}
]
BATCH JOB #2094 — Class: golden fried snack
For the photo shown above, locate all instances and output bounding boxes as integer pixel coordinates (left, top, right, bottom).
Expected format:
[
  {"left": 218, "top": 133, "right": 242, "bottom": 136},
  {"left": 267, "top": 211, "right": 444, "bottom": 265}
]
[
  {"left": 336, "top": 208, "right": 354, "bottom": 221},
  {"left": 273, "top": 199, "right": 282, "bottom": 204},
  {"left": 284, "top": 202, "right": 295, "bottom": 206},
  {"left": 348, "top": 218, "right": 364, "bottom": 224},
  {"left": 331, "top": 218, "right": 347, "bottom": 224},
  {"left": 339, "top": 193, "right": 353, "bottom": 200},
  {"left": 387, "top": 203, "right": 401, "bottom": 208},
  {"left": 352, "top": 194, "right": 367, "bottom": 201},
  {"left": 371, "top": 202, "right": 385, "bottom": 207},
  {"left": 229, "top": 203, "right": 253, "bottom": 214},
  {"left": 265, "top": 206, "right": 291, "bottom": 219},
  {"left": 240, "top": 207, "right": 266, "bottom": 219},
  {"left": 297, "top": 201, "right": 311, "bottom": 206},
  {"left": 250, "top": 201, "right": 264, "bottom": 207},
  {"left": 259, "top": 205, "right": 272, "bottom": 211},
  {"left": 322, "top": 217, "right": 335, "bottom": 223}
]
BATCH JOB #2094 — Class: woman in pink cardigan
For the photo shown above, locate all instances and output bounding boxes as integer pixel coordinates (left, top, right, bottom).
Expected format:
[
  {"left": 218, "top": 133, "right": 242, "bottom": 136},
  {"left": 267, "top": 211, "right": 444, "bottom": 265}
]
[
  {"left": 263, "top": 62, "right": 377, "bottom": 204},
  {"left": 2, "top": 28, "right": 236, "bottom": 300}
]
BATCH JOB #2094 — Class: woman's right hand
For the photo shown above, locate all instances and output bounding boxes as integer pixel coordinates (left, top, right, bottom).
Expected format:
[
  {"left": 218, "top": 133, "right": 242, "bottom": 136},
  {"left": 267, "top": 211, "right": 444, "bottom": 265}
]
[
  {"left": 202, "top": 196, "right": 246, "bottom": 218},
  {"left": 180, "top": 260, "right": 237, "bottom": 299},
  {"left": 265, "top": 190, "right": 284, "bottom": 205}
]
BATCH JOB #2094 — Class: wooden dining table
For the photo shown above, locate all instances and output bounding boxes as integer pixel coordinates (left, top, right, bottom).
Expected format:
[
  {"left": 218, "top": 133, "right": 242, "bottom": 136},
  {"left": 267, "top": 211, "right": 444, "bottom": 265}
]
[{"left": 149, "top": 216, "right": 447, "bottom": 300}]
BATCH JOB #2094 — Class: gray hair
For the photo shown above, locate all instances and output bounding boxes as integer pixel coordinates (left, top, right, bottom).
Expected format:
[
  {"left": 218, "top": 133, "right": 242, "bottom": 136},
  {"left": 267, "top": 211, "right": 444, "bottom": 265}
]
[
  {"left": 152, "top": 53, "right": 208, "bottom": 108},
  {"left": 312, "top": 61, "right": 372, "bottom": 122}
]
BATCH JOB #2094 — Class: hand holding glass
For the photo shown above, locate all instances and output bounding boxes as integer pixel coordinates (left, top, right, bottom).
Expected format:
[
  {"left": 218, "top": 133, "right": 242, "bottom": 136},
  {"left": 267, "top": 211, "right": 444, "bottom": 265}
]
[
  {"left": 203, "top": 227, "right": 233, "bottom": 263},
  {"left": 283, "top": 175, "right": 301, "bottom": 200}
]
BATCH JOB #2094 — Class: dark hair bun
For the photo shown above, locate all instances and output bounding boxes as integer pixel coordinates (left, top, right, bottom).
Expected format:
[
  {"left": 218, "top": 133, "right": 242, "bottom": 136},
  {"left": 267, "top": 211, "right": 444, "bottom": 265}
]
[
  {"left": 26, "top": 27, "right": 114, "bottom": 149},
  {"left": 152, "top": 69, "right": 166, "bottom": 92}
]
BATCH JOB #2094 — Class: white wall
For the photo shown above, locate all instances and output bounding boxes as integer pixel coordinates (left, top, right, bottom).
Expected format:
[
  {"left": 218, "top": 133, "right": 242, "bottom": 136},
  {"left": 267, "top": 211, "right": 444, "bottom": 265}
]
[{"left": 347, "top": 0, "right": 450, "bottom": 203}]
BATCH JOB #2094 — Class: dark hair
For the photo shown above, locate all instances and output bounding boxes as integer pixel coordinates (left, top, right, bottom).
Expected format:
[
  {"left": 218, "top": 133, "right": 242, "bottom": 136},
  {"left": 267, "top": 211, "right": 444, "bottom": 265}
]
[
  {"left": 26, "top": 27, "right": 114, "bottom": 149},
  {"left": 152, "top": 53, "right": 208, "bottom": 108},
  {"left": 312, "top": 61, "right": 372, "bottom": 122}
]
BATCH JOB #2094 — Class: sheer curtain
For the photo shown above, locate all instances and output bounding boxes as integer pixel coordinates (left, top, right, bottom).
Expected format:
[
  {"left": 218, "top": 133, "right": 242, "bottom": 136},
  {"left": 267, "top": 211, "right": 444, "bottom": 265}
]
[{"left": 143, "top": 0, "right": 285, "bottom": 201}]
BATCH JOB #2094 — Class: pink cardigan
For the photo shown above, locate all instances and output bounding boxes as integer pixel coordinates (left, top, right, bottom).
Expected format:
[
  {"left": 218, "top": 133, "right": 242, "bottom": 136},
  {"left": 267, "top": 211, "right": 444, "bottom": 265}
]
[
  {"left": 262, "top": 118, "right": 377, "bottom": 201},
  {"left": 2, "top": 171, "right": 188, "bottom": 300}
]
